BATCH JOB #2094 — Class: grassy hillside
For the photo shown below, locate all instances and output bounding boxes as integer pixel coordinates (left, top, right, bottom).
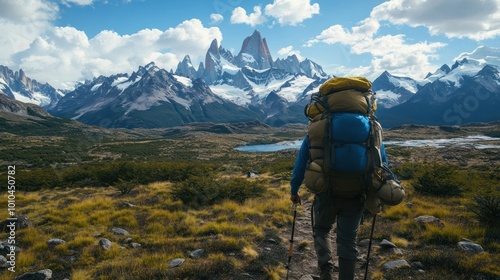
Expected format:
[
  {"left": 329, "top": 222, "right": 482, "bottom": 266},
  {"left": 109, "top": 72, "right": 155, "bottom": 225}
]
[{"left": 0, "top": 119, "right": 499, "bottom": 279}]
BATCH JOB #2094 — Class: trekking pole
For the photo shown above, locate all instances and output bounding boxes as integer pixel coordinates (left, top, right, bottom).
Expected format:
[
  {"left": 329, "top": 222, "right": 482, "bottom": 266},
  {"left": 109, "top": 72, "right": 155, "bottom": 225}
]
[
  {"left": 364, "top": 214, "right": 377, "bottom": 280},
  {"left": 285, "top": 203, "right": 298, "bottom": 280}
]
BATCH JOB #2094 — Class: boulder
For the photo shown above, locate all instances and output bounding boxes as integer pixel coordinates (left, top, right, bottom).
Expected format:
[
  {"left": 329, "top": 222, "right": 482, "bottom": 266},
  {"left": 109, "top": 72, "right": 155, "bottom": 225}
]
[
  {"left": 99, "top": 238, "right": 112, "bottom": 251},
  {"left": 414, "top": 215, "right": 444, "bottom": 227},
  {"left": 189, "top": 249, "right": 205, "bottom": 259},
  {"left": 109, "top": 227, "right": 130, "bottom": 235},
  {"left": 15, "top": 269, "right": 52, "bottom": 280},
  {"left": 0, "top": 215, "right": 32, "bottom": 232},
  {"left": 458, "top": 241, "right": 484, "bottom": 253},
  {"left": 46, "top": 238, "right": 66, "bottom": 247},
  {"left": 168, "top": 258, "right": 185, "bottom": 268},
  {"left": 380, "top": 239, "right": 397, "bottom": 248},
  {"left": 382, "top": 260, "right": 410, "bottom": 272}
]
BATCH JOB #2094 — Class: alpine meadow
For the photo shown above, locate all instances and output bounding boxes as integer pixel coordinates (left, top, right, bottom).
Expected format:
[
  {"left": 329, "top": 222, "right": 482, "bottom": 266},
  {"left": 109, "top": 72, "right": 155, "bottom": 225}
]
[{"left": 1, "top": 0, "right": 500, "bottom": 279}]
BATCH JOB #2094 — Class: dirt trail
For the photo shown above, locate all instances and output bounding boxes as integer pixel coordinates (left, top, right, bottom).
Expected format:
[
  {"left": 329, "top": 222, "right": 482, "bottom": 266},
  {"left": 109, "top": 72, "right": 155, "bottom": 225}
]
[
  {"left": 283, "top": 200, "right": 375, "bottom": 280},
  {"left": 283, "top": 200, "right": 319, "bottom": 279}
]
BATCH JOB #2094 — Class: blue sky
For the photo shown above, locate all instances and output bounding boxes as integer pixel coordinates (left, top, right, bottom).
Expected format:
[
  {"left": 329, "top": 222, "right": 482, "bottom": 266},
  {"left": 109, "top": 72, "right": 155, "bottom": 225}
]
[{"left": 0, "top": 0, "right": 499, "bottom": 89}]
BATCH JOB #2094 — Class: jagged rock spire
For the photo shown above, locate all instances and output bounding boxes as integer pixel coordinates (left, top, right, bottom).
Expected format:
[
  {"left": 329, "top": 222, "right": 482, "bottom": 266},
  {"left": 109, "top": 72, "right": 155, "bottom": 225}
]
[{"left": 235, "top": 30, "right": 273, "bottom": 70}]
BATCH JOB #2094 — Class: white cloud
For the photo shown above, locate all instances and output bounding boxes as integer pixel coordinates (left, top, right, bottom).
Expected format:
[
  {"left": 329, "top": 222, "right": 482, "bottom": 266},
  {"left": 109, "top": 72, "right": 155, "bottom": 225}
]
[
  {"left": 0, "top": 0, "right": 58, "bottom": 64},
  {"left": 62, "top": 0, "right": 94, "bottom": 6},
  {"left": 12, "top": 19, "right": 222, "bottom": 89},
  {"left": 0, "top": 0, "right": 58, "bottom": 22},
  {"left": 306, "top": 19, "right": 445, "bottom": 80},
  {"left": 230, "top": 6, "right": 267, "bottom": 27},
  {"left": 372, "top": 0, "right": 500, "bottom": 41},
  {"left": 160, "top": 19, "right": 223, "bottom": 62},
  {"left": 277, "top": 46, "right": 303, "bottom": 61},
  {"left": 210, "top": 13, "right": 224, "bottom": 25},
  {"left": 306, "top": 0, "right": 500, "bottom": 79},
  {"left": 264, "top": 0, "right": 320, "bottom": 26}
]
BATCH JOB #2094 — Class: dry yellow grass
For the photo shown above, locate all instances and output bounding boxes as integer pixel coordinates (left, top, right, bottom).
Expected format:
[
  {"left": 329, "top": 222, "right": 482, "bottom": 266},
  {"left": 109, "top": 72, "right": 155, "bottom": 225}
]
[{"left": 0, "top": 174, "right": 294, "bottom": 279}]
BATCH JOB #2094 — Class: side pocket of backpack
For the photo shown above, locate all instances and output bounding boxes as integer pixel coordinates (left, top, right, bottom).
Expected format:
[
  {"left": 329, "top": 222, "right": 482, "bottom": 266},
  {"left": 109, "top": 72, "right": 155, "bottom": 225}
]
[{"left": 304, "top": 159, "right": 326, "bottom": 194}]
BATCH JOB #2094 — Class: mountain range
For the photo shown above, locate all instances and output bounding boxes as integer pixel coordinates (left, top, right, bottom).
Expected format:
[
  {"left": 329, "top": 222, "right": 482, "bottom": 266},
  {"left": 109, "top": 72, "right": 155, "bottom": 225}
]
[{"left": 1, "top": 30, "right": 499, "bottom": 128}]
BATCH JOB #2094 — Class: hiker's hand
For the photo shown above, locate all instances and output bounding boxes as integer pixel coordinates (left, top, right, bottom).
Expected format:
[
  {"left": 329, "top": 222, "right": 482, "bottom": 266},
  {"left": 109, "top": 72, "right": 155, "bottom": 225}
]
[
  {"left": 367, "top": 205, "right": 381, "bottom": 215},
  {"left": 365, "top": 194, "right": 381, "bottom": 215},
  {"left": 290, "top": 194, "right": 302, "bottom": 205}
]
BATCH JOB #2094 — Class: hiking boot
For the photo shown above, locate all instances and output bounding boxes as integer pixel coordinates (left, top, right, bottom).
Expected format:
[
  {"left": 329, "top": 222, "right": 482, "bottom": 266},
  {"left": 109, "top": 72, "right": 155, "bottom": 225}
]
[
  {"left": 338, "top": 257, "right": 356, "bottom": 280},
  {"left": 319, "top": 265, "right": 334, "bottom": 280}
]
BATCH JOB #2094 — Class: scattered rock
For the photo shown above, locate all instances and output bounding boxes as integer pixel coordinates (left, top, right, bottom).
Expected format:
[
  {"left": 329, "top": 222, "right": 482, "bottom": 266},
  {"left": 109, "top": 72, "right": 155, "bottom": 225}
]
[
  {"left": 389, "top": 248, "right": 404, "bottom": 255},
  {"left": 247, "top": 170, "right": 259, "bottom": 178},
  {"left": 130, "top": 242, "right": 142, "bottom": 248},
  {"left": 382, "top": 260, "right": 410, "bottom": 272},
  {"left": 47, "top": 238, "right": 66, "bottom": 247},
  {"left": 15, "top": 269, "right": 52, "bottom": 280},
  {"left": 189, "top": 249, "right": 205, "bottom": 259},
  {"left": 266, "top": 238, "right": 277, "bottom": 244},
  {"left": 0, "top": 244, "right": 21, "bottom": 255},
  {"left": 109, "top": 227, "right": 130, "bottom": 235},
  {"left": 458, "top": 241, "right": 484, "bottom": 253},
  {"left": 412, "top": 261, "right": 424, "bottom": 269},
  {"left": 240, "top": 272, "right": 253, "bottom": 278},
  {"left": 380, "top": 239, "right": 397, "bottom": 248},
  {"left": 168, "top": 258, "right": 185, "bottom": 268},
  {"left": 120, "top": 202, "right": 136, "bottom": 208},
  {"left": 414, "top": 215, "right": 444, "bottom": 227},
  {"left": 98, "top": 238, "right": 112, "bottom": 251},
  {"left": 299, "top": 275, "right": 315, "bottom": 280},
  {"left": 358, "top": 239, "right": 371, "bottom": 247},
  {"left": 0, "top": 255, "right": 7, "bottom": 268},
  {"left": 0, "top": 215, "right": 32, "bottom": 232},
  {"left": 123, "top": 238, "right": 133, "bottom": 244}
]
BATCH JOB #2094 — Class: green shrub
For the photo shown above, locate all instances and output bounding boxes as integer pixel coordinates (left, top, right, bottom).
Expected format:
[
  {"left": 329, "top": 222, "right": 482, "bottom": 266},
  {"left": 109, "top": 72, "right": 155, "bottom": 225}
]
[
  {"left": 16, "top": 168, "right": 63, "bottom": 191},
  {"left": 113, "top": 178, "right": 138, "bottom": 195},
  {"left": 260, "top": 158, "right": 295, "bottom": 175},
  {"left": 392, "top": 162, "right": 421, "bottom": 180},
  {"left": 468, "top": 195, "right": 500, "bottom": 230},
  {"left": 171, "top": 176, "right": 267, "bottom": 207},
  {"left": 14, "top": 160, "right": 215, "bottom": 191},
  {"left": 414, "top": 164, "right": 461, "bottom": 196}
]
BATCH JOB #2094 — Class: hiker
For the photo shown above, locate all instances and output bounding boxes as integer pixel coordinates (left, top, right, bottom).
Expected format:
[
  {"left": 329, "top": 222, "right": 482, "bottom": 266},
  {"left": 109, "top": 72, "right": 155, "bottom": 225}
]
[
  {"left": 290, "top": 136, "right": 388, "bottom": 279},
  {"left": 289, "top": 77, "right": 389, "bottom": 280}
]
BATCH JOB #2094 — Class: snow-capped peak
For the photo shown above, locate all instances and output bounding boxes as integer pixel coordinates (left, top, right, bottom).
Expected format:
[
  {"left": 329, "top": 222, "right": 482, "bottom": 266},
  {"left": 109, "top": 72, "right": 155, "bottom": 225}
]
[{"left": 454, "top": 46, "right": 500, "bottom": 67}]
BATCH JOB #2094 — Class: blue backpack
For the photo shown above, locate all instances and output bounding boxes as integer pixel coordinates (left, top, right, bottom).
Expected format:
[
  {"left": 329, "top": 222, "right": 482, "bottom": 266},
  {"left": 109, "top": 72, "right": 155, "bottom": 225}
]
[{"left": 304, "top": 77, "right": 383, "bottom": 197}]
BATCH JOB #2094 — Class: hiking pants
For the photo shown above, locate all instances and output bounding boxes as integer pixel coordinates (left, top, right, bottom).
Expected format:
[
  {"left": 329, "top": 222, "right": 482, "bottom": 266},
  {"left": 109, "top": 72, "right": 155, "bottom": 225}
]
[{"left": 312, "top": 191, "right": 364, "bottom": 271}]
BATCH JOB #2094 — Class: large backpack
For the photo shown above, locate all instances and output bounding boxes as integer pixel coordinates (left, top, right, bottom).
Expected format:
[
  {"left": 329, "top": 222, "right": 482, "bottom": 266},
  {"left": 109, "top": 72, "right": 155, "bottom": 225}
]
[{"left": 304, "top": 77, "right": 384, "bottom": 197}]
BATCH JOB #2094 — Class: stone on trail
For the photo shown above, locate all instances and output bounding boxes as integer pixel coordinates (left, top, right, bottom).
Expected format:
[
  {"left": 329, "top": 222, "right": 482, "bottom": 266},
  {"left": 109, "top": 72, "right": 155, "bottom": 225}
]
[{"left": 380, "top": 239, "right": 397, "bottom": 248}]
